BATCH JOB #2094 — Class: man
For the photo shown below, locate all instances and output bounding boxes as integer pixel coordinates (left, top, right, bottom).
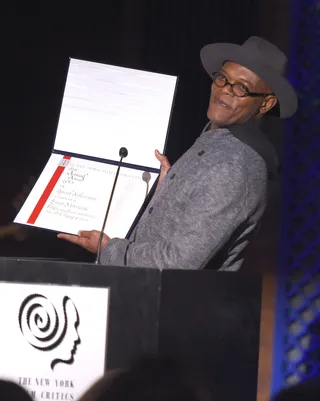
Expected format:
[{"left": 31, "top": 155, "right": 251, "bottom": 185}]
[{"left": 58, "top": 36, "right": 298, "bottom": 270}]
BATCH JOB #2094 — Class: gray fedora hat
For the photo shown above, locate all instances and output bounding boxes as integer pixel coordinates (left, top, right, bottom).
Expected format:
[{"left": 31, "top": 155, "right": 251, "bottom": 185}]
[{"left": 200, "top": 36, "right": 298, "bottom": 118}]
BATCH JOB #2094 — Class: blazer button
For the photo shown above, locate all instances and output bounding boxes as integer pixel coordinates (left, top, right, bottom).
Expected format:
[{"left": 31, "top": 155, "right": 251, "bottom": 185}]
[
  {"left": 198, "top": 150, "right": 205, "bottom": 156},
  {"left": 170, "top": 173, "right": 176, "bottom": 179},
  {"left": 148, "top": 207, "right": 154, "bottom": 214}
]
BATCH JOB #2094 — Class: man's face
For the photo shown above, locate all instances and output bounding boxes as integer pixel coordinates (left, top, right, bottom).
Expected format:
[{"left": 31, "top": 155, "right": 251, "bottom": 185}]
[{"left": 207, "top": 61, "right": 276, "bottom": 127}]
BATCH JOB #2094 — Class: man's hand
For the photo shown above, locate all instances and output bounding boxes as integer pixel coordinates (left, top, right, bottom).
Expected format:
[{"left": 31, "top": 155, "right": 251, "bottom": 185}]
[
  {"left": 155, "top": 149, "right": 171, "bottom": 189},
  {"left": 57, "top": 230, "right": 110, "bottom": 253}
]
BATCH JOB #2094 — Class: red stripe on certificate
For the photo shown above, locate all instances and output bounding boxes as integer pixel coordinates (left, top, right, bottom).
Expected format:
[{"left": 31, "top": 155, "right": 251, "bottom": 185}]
[{"left": 27, "top": 155, "right": 71, "bottom": 225}]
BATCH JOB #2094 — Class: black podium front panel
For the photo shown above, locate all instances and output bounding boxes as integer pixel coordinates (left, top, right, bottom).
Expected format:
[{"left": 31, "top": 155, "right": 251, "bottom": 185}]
[
  {"left": 0, "top": 258, "right": 161, "bottom": 369},
  {"left": 0, "top": 258, "right": 262, "bottom": 401},
  {"left": 159, "top": 270, "right": 262, "bottom": 401}
]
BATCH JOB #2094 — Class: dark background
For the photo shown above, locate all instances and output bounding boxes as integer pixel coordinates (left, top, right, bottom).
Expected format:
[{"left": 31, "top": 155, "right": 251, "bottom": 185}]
[{"left": 1, "top": 1, "right": 291, "bottom": 270}]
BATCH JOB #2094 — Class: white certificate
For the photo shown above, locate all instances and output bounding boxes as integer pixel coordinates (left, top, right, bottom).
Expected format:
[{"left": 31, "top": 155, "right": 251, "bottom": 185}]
[
  {"left": 15, "top": 154, "right": 157, "bottom": 237},
  {"left": 54, "top": 58, "right": 177, "bottom": 169},
  {"left": 14, "top": 59, "right": 177, "bottom": 236}
]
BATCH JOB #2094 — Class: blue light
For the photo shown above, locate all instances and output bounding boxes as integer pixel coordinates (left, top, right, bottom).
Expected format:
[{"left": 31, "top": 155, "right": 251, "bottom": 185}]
[{"left": 272, "top": 0, "right": 320, "bottom": 395}]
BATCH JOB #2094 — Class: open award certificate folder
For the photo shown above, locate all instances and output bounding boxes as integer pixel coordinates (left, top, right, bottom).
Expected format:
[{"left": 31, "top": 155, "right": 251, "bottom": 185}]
[{"left": 14, "top": 59, "right": 178, "bottom": 238}]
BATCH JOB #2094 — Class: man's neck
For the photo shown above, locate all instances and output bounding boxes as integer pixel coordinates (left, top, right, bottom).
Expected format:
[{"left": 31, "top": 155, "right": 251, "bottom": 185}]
[
  {"left": 210, "top": 121, "right": 219, "bottom": 130},
  {"left": 210, "top": 118, "right": 260, "bottom": 131}
]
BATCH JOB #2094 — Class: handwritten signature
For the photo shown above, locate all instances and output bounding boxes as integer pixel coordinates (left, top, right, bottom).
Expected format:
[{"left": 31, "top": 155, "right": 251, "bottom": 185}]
[{"left": 63, "top": 168, "right": 88, "bottom": 185}]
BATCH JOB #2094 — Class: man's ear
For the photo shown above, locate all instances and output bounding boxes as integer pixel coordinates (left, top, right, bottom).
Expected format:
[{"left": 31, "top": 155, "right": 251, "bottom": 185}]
[{"left": 260, "top": 96, "right": 278, "bottom": 115}]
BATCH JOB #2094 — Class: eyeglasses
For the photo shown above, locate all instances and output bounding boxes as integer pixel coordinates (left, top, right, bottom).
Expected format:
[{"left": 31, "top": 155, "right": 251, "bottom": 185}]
[{"left": 212, "top": 72, "right": 275, "bottom": 98}]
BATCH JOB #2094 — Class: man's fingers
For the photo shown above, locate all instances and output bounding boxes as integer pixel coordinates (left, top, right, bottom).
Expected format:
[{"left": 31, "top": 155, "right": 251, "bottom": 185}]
[
  {"left": 161, "top": 157, "right": 170, "bottom": 169},
  {"left": 78, "top": 230, "right": 92, "bottom": 238},
  {"left": 57, "top": 233, "right": 79, "bottom": 243},
  {"left": 155, "top": 150, "right": 170, "bottom": 169},
  {"left": 155, "top": 149, "right": 161, "bottom": 158},
  {"left": 57, "top": 233, "right": 88, "bottom": 248},
  {"left": 78, "top": 230, "right": 100, "bottom": 239},
  {"left": 155, "top": 149, "right": 165, "bottom": 163}
]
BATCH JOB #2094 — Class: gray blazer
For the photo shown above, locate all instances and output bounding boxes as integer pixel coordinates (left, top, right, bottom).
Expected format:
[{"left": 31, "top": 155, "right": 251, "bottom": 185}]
[{"left": 101, "top": 126, "right": 269, "bottom": 270}]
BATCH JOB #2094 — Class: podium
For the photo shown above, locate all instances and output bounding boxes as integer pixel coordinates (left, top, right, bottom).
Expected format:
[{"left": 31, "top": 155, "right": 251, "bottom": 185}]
[{"left": 0, "top": 258, "right": 262, "bottom": 401}]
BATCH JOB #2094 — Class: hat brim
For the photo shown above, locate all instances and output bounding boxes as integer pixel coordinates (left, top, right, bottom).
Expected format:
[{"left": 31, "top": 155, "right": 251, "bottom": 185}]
[{"left": 200, "top": 43, "right": 298, "bottom": 118}]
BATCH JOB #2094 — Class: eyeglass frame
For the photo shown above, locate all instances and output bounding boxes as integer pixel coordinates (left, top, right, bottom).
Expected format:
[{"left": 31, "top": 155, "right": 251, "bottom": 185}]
[{"left": 211, "top": 71, "right": 275, "bottom": 98}]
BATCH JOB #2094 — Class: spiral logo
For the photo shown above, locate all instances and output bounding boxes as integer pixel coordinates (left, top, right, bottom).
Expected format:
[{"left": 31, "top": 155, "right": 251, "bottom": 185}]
[{"left": 18, "top": 294, "right": 69, "bottom": 352}]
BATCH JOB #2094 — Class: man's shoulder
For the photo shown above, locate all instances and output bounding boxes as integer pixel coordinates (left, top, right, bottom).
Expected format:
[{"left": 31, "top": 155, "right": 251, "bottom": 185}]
[
  {"left": 203, "top": 133, "right": 267, "bottom": 171},
  {"left": 198, "top": 138, "right": 268, "bottom": 195}
]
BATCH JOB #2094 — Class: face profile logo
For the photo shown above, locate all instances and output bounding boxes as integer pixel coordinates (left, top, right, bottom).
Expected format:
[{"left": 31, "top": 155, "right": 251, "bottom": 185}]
[{"left": 18, "top": 294, "right": 81, "bottom": 370}]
